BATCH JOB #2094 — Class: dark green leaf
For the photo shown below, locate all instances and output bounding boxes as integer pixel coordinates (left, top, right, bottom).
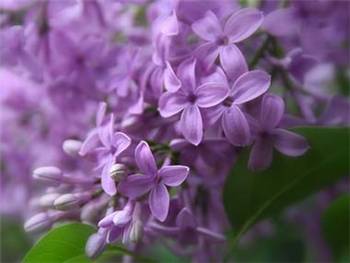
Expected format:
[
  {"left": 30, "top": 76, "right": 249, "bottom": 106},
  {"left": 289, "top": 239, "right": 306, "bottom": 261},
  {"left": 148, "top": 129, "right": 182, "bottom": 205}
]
[
  {"left": 322, "top": 194, "right": 350, "bottom": 260},
  {"left": 1, "top": 217, "right": 31, "bottom": 263},
  {"left": 23, "top": 223, "right": 95, "bottom": 263},
  {"left": 224, "top": 127, "right": 349, "bottom": 239},
  {"left": 64, "top": 251, "right": 122, "bottom": 263}
]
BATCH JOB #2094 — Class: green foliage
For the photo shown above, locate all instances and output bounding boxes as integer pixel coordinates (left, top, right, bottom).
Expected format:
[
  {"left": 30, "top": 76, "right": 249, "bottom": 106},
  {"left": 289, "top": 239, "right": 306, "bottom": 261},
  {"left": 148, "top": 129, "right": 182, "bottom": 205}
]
[
  {"left": 23, "top": 223, "right": 95, "bottom": 263},
  {"left": 223, "top": 127, "right": 349, "bottom": 242},
  {"left": 0, "top": 217, "right": 31, "bottom": 263},
  {"left": 322, "top": 194, "right": 350, "bottom": 260}
]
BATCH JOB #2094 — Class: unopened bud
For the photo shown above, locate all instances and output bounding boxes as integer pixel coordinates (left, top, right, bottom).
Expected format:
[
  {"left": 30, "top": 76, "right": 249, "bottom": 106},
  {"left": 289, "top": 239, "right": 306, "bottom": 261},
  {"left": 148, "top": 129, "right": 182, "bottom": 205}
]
[
  {"left": 24, "top": 212, "right": 52, "bottom": 233},
  {"left": 33, "top": 166, "right": 62, "bottom": 183},
  {"left": 129, "top": 219, "right": 143, "bottom": 243},
  {"left": 54, "top": 192, "right": 91, "bottom": 210},
  {"left": 62, "top": 139, "right": 82, "bottom": 157},
  {"left": 39, "top": 193, "right": 61, "bottom": 208},
  {"left": 109, "top": 163, "right": 127, "bottom": 181},
  {"left": 85, "top": 231, "right": 106, "bottom": 259}
]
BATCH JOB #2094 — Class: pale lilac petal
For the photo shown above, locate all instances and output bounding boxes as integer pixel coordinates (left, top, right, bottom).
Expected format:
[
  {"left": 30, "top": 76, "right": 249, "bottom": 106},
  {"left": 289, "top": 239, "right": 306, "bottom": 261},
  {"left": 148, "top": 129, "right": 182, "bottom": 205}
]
[
  {"left": 219, "top": 45, "right": 248, "bottom": 82},
  {"left": 191, "top": 10, "right": 222, "bottom": 42},
  {"left": 231, "top": 70, "right": 270, "bottom": 105},
  {"left": 149, "top": 184, "right": 169, "bottom": 222},
  {"left": 160, "top": 11, "right": 179, "bottom": 36},
  {"left": 273, "top": 129, "right": 309, "bottom": 156},
  {"left": 118, "top": 174, "right": 154, "bottom": 199},
  {"left": 194, "top": 43, "right": 220, "bottom": 69},
  {"left": 98, "top": 114, "right": 114, "bottom": 148},
  {"left": 222, "top": 105, "right": 251, "bottom": 146},
  {"left": 158, "top": 91, "right": 188, "bottom": 118},
  {"left": 224, "top": 8, "right": 263, "bottom": 43},
  {"left": 260, "top": 94, "right": 285, "bottom": 130},
  {"left": 196, "top": 82, "right": 229, "bottom": 108},
  {"left": 106, "top": 226, "right": 123, "bottom": 243},
  {"left": 98, "top": 212, "right": 117, "bottom": 228},
  {"left": 248, "top": 137, "right": 274, "bottom": 171},
  {"left": 179, "top": 105, "right": 203, "bottom": 146},
  {"left": 159, "top": 165, "right": 189, "bottom": 187},
  {"left": 176, "top": 207, "right": 196, "bottom": 228},
  {"left": 96, "top": 102, "right": 107, "bottom": 126},
  {"left": 135, "top": 141, "right": 158, "bottom": 175},
  {"left": 112, "top": 210, "right": 132, "bottom": 226},
  {"left": 101, "top": 156, "right": 116, "bottom": 196},
  {"left": 263, "top": 8, "right": 299, "bottom": 37},
  {"left": 177, "top": 58, "right": 197, "bottom": 92},
  {"left": 112, "top": 132, "right": 131, "bottom": 157},
  {"left": 79, "top": 130, "right": 99, "bottom": 156},
  {"left": 164, "top": 62, "right": 181, "bottom": 92}
]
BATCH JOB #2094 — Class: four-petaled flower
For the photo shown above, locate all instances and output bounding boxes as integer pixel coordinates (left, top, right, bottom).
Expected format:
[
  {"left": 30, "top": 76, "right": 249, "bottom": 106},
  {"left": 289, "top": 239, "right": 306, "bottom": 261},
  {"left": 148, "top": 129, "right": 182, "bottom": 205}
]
[
  {"left": 248, "top": 94, "right": 310, "bottom": 171},
  {"left": 159, "top": 58, "right": 228, "bottom": 145},
  {"left": 119, "top": 141, "right": 189, "bottom": 221}
]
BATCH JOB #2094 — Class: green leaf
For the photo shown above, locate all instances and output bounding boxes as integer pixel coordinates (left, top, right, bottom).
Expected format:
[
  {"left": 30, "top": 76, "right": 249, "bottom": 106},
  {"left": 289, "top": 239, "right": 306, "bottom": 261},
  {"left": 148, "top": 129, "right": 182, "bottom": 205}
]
[
  {"left": 23, "top": 223, "right": 95, "bottom": 263},
  {"left": 1, "top": 217, "right": 32, "bottom": 263},
  {"left": 223, "top": 127, "right": 349, "bottom": 242},
  {"left": 322, "top": 194, "right": 350, "bottom": 260},
  {"left": 63, "top": 251, "right": 122, "bottom": 263}
]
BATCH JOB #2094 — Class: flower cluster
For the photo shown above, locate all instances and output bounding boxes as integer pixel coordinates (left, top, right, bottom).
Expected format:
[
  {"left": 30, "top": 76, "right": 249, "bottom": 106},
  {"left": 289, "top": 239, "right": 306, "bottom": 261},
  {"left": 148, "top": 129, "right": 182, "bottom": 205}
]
[{"left": 1, "top": 0, "right": 349, "bottom": 262}]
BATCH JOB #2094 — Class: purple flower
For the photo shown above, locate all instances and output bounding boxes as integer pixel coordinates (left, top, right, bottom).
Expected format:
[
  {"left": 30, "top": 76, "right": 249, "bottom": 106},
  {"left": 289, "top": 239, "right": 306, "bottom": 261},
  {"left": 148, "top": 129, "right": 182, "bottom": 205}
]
[
  {"left": 207, "top": 70, "right": 271, "bottom": 146},
  {"left": 248, "top": 94, "right": 310, "bottom": 171},
  {"left": 119, "top": 141, "right": 189, "bottom": 221},
  {"left": 159, "top": 58, "right": 228, "bottom": 145},
  {"left": 192, "top": 8, "right": 263, "bottom": 69}
]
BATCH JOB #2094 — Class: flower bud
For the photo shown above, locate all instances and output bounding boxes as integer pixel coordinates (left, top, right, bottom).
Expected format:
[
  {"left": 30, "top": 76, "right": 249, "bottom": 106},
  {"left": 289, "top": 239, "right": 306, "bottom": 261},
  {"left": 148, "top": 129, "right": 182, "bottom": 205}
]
[
  {"left": 129, "top": 219, "right": 143, "bottom": 243},
  {"left": 54, "top": 192, "right": 91, "bottom": 210},
  {"left": 62, "top": 139, "right": 82, "bottom": 157},
  {"left": 39, "top": 193, "right": 61, "bottom": 208},
  {"left": 24, "top": 212, "right": 52, "bottom": 233},
  {"left": 109, "top": 163, "right": 127, "bottom": 181},
  {"left": 85, "top": 231, "right": 106, "bottom": 259},
  {"left": 33, "top": 166, "right": 62, "bottom": 183}
]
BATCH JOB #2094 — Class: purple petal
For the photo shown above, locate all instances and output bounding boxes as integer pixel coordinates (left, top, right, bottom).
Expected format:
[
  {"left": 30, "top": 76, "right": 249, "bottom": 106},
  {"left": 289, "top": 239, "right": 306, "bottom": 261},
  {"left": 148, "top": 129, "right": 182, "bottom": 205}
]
[
  {"left": 158, "top": 91, "right": 188, "bottom": 118},
  {"left": 179, "top": 105, "right": 203, "bottom": 146},
  {"left": 196, "top": 82, "right": 229, "bottom": 108},
  {"left": 160, "top": 11, "right": 179, "bottom": 36},
  {"left": 149, "top": 184, "right": 169, "bottom": 222},
  {"left": 159, "top": 165, "right": 189, "bottom": 187},
  {"left": 96, "top": 102, "right": 107, "bottom": 127},
  {"left": 231, "top": 70, "right": 270, "bottom": 105},
  {"left": 101, "top": 156, "right": 116, "bottom": 196},
  {"left": 112, "top": 132, "right": 131, "bottom": 157},
  {"left": 98, "top": 212, "right": 116, "bottom": 228},
  {"left": 177, "top": 58, "right": 197, "bottom": 92},
  {"left": 194, "top": 43, "right": 220, "bottom": 69},
  {"left": 222, "top": 105, "right": 251, "bottom": 146},
  {"left": 118, "top": 174, "right": 154, "bottom": 199},
  {"left": 224, "top": 8, "right": 264, "bottom": 43},
  {"left": 176, "top": 207, "right": 196, "bottom": 228},
  {"left": 248, "top": 137, "right": 274, "bottom": 171},
  {"left": 219, "top": 45, "right": 248, "bottom": 82},
  {"left": 98, "top": 114, "right": 114, "bottom": 148},
  {"left": 164, "top": 62, "right": 181, "bottom": 92},
  {"left": 263, "top": 8, "right": 299, "bottom": 37},
  {"left": 260, "top": 94, "right": 285, "bottom": 130},
  {"left": 135, "top": 141, "right": 158, "bottom": 175},
  {"left": 273, "top": 129, "right": 309, "bottom": 156},
  {"left": 113, "top": 210, "right": 132, "bottom": 226},
  {"left": 191, "top": 10, "right": 222, "bottom": 42},
  {"left": 79, "top": 130, "right": 99, "bottom": 156},
  {"left": 106, "top": 226, "right": 123, "bottom": 243}
]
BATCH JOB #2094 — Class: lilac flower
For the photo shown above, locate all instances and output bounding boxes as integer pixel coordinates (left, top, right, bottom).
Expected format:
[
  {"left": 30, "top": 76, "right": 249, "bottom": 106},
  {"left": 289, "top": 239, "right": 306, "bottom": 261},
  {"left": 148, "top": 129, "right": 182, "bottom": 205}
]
[
  {"left": 192, "top": 8, "right": 263, "bottom": 69},
  {"left": 207, "top": 70, "right": 271, "bottom": 146},
  {"left": 248, "top": 94, "right": 310, "bottom": 171},
  {"left": 119, "top": 141, "right": 189, "bottom": 221},
  {"left": 159, "top": 58, "right": 228, "bottom": 145}
]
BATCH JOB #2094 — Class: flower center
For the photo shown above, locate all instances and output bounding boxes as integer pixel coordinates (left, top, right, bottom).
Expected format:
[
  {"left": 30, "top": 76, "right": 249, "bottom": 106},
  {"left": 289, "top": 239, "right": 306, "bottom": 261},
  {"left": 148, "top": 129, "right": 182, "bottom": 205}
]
[
  {"left": 187, "top": 93, "right": 197, "bottom": 104},
  {"left": 216, "top": 36, "right": 229, "bottom": 46},
  {"left": 223, "top": 96, "right": 233, "bottom": 107}
]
